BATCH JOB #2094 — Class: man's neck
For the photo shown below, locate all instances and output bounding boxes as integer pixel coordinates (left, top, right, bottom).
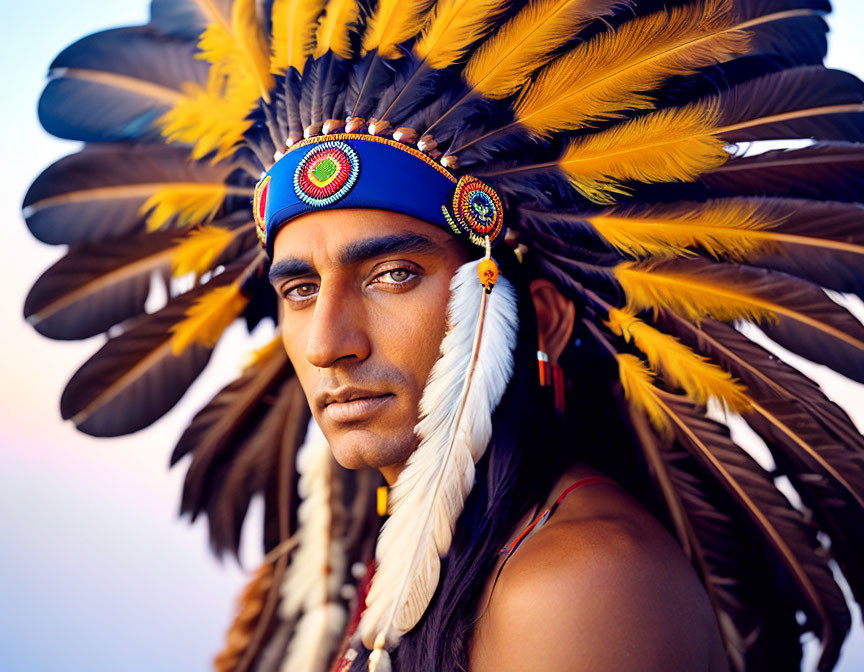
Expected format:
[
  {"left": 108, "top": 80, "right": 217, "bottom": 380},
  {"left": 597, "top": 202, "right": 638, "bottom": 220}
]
[{"left": 380, "top": 457, "right": 409, "bottom": 486}]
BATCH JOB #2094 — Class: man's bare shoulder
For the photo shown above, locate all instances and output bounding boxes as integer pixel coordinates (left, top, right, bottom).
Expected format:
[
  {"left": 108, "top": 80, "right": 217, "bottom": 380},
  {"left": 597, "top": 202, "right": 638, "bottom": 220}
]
[{"left": 469, "top": 482, "right": 728, "bottom": 672}]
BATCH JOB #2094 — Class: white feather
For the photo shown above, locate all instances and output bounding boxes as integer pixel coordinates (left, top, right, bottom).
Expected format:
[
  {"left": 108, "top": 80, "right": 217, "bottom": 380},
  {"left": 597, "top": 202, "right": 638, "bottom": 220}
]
[
  {"left": 276, "top": 420, "right": 348, "bottom": 672},
  {"left": 281, "top": 603, "right": 348, "bottom": 672},
  {"left": 358, "top": 259, "right": 519, "bottom": 653}
]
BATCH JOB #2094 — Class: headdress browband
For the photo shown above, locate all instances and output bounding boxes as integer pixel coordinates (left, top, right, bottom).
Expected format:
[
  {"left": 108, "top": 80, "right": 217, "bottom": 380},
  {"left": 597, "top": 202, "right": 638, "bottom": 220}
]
[{"left": 254, "top": 134, "right": 506, "bottom": 257}]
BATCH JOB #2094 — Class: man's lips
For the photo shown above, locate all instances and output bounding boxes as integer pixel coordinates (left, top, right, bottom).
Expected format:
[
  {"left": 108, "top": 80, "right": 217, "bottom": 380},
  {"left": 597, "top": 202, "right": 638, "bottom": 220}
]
[{"left": 318, "top": 387, "right": 396, "bottom": 423}]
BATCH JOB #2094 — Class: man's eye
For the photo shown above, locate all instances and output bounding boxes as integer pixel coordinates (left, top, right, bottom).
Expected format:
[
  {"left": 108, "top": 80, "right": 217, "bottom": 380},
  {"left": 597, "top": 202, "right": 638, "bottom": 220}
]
[
  {"left": 283, "top": 282, "right": 318, "bottom": 301},
  {"left": 376, "top": 268, "right": 416, "bottom": 284}
]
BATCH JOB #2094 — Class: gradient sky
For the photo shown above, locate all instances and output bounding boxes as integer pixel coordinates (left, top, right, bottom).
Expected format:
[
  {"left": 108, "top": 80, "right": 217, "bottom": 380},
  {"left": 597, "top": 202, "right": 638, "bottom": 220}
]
[{"left": 1, "top": 2, "right": 863, "bottom": 671}]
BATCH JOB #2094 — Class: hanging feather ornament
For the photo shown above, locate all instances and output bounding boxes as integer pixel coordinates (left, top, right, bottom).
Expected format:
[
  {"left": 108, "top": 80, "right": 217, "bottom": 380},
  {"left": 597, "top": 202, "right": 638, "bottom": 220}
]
[
  {"left": 274, "top": 420, "right": 348, "bottom": 672},
  {"left": 359, "top": 253, "right": 518, "bottom": 670}
]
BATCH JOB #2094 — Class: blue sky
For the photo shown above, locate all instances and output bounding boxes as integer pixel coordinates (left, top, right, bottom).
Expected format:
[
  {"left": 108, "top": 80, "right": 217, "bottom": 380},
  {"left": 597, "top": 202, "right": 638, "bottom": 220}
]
[{"left": 1, "top": 2, "right": 863, "bottom": 671}]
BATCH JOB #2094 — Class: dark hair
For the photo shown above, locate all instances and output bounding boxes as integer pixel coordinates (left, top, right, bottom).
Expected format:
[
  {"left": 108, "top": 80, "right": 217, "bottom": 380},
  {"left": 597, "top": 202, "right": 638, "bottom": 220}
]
[{"left": 347, "top": 258, "right": 654, "bottom": 671}]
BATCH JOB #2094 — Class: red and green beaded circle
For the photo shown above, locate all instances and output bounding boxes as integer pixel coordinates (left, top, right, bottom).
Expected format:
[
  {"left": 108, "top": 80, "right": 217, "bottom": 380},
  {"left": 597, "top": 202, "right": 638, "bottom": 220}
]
[
  {"left": 452, "top": 176, "right": 504, "bottom": 243},
  {"left": 294, "top": 141, "right": 360, "bottom": 207}
]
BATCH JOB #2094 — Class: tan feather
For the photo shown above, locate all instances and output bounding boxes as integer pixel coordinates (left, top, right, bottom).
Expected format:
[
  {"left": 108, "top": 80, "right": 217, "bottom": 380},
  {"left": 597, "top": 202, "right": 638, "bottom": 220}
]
[
  {"left": 270, "top": 0, "right": 327, "bottom": 73},
  {"left": 413, "top": 0, "right": 509, "bottom": 70},
  {"left": 464, "top": 0, "right": 622, "bottom": 99},
  {"left": 313, "top": 0, "right": 362, "bottom": 59},
  {"left": 363, "top": 0, "right": 434, "bottom": 59},
  {"left": 514, "top": 0, "right": 750, "bottom": 136}
]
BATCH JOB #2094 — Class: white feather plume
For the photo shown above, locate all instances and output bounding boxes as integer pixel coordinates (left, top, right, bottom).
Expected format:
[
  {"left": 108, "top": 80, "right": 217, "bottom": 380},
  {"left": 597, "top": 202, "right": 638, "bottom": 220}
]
[
  {"left": 276, "top": 419, "right": 348, "bottom": 672},
  {"left": 281, "top": 603, "right": 348, "bottom": 672},
  {"left": 358, "top": 259, "right": 519, "bottom": 655}
]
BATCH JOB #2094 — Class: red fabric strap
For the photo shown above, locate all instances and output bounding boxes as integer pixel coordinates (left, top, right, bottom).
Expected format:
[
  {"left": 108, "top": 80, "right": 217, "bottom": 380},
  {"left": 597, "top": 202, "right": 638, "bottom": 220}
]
[{"left": 498, "top": 476, "right": 618, "bottom": 558}]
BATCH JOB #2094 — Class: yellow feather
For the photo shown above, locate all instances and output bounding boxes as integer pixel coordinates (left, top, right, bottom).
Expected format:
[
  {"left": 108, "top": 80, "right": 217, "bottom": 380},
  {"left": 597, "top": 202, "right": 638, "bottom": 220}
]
[
  {"left": 161, "top": 0, "right": 272, "bottom": 160},
  {"left": 587, "top": 200, "right": 784, "bottom": 259},
  {"left": 197, "top": 0, "right": 272, "bottom": 99},
  {"left": 244, "top": 336, "right": 285, "bottom": 371},
  {"left": 414, "top": 0, "right": 509, "bottom": 70},
  {"left": 464, "top": 0, "right": 619, "bottom": 99},
  {"left": 515, "top": 0, "right": 750, "bottom": 136},
  {"left": 557, "top": 101, "right": 730, "bottom": 204},
  {"left": 271, "top": 0, "right": 327, "bottom": 73},
  {"left": 313, "top": 0, "right": 361, "bottom": 59},
  {"left": 614, "top": 262, "right": 775, "bottom": 324},
  {"left": 170, "top": 284, "right": 249, "bottom": 355},
  {"left": 363, "top": 0, "right": 433, "bottom": 59},
  {"left": 139, "top": 183, "right": 228, "bottom": 231},
  {"left": 160, "top": 77, "right": 254, "bottom": 161},
  {"left": 617, "top": 354, "right": 672, "bottom": 435},
  {"left": 170, "top": 225, "right": 237, "bottom": 276},
  {"left": 608, "top": 308, "right": 749, "bottom": 411}
]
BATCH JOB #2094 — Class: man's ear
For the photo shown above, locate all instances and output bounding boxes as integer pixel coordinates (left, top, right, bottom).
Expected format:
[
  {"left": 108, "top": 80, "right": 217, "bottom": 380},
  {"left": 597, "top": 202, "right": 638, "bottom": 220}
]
[{"left": 530, "top": 279, "right": 576, "bottom": 365}]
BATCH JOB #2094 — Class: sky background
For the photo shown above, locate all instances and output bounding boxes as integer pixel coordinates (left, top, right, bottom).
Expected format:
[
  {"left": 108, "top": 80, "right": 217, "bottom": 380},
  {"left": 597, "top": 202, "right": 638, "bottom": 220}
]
[{"left": 1, "top": 2, "right": 863, "bottom": 671}]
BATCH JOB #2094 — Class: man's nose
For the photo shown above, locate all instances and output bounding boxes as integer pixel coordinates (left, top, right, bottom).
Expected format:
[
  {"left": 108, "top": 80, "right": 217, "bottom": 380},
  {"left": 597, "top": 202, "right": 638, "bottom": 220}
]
[{"left": 304, "top": 281, "right": 371, "bottom": 369}]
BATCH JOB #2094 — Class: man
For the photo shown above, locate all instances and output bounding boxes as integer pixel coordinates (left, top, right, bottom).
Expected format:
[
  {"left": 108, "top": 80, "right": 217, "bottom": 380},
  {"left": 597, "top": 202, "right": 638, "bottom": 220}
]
[
  {"left": 25, "top": 0, "right": 864, "bottom": 671},
  {"left": 267, "top": 204, "right": 725, "bottom": 670}
]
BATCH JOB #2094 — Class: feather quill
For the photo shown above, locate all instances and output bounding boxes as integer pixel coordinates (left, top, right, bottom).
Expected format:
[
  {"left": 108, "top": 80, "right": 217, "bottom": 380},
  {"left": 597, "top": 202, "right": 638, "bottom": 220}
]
[
  {"left": 359, "top": 260, "right": 518, "bottom": 664},
  {"left": 270, "top": 0, "right": 327, "bottom": 73}
]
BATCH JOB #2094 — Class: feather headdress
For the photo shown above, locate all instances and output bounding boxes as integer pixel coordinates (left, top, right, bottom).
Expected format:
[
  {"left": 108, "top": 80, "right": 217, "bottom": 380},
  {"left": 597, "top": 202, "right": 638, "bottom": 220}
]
[{"left": 25, "top": 0, "right": 864, "bottom": 671}]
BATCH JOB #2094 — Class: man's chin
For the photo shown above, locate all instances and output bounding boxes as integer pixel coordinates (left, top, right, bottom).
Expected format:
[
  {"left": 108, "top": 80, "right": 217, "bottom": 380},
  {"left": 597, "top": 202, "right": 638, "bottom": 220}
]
[{"left": 322, "top": 424, "right": 418, "bottom": 472}]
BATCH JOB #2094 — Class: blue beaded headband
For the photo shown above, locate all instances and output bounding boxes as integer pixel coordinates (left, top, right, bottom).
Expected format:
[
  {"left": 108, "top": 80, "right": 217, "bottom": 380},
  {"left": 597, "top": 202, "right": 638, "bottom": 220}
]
[{"left": 254, "top": 134, "right": 506, "bottom": 257}]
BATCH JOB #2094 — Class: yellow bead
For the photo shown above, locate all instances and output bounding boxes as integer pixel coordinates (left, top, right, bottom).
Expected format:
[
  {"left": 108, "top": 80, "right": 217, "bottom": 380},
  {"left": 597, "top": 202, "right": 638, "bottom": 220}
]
[
  {"left": 377, "top": 486, "right": 389, "bottom": 517},
  {"left": 478, "top": 258, "right": 499, "bottom": 293}
]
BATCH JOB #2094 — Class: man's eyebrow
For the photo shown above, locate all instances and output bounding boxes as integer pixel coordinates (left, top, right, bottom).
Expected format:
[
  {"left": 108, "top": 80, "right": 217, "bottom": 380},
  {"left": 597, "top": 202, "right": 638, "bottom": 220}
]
[
  {"left": 268, "top": 258, "right": 314, "bottom": 284},
  {"left": 338, "top": 232, "right": 443, "bottom": 266}
]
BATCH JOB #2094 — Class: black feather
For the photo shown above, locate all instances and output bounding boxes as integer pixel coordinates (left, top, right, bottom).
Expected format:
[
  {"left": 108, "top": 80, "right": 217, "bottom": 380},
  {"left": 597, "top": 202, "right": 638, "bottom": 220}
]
[{"left": 38, "top": 27, "right": 206, "bottom": 143}]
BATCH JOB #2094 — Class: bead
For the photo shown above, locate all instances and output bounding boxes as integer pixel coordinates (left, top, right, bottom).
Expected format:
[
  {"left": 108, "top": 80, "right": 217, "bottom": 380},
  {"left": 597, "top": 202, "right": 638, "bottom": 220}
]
[
  {"left": 323, "top": 118, "right": 345, "bottom": 134},
  {"left": 477, "top": 258, "right": 499, "bottom": 293},
  {"left": 345, "top": 117, "right": 366, "bottom": 133},
  {"left": 392, "top": 127, "right": 417, "bottom": 144}
]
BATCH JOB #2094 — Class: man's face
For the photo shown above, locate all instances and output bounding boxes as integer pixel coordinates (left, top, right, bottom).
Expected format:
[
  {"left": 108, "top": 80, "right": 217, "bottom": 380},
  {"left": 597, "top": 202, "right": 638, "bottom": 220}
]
[{"left": 270, "top": 208, "right": 471, "bottom": 474}]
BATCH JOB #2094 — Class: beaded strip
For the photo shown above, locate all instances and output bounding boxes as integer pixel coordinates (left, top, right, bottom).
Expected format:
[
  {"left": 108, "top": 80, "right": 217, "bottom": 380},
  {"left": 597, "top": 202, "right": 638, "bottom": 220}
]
[
  {"left": 253, "top": 175, "right": 270, "bottom": 245},
  {"left": 287, "top": 133, "right": 458, "bottom": 183}
]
